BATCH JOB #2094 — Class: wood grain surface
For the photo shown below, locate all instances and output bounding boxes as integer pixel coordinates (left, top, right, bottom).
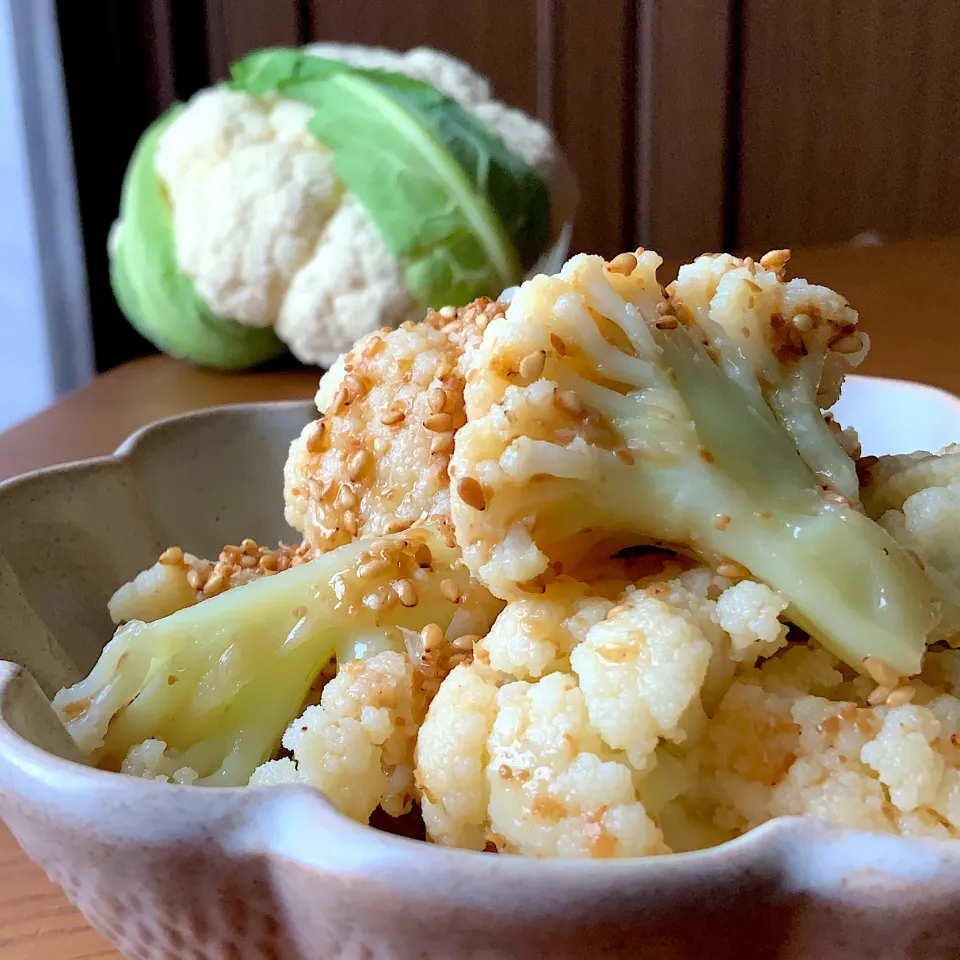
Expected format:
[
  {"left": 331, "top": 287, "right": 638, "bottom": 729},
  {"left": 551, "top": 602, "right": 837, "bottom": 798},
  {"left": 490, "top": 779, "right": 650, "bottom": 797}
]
[{"left": 0, "top": 238, "right": 957, "bottom": 959}]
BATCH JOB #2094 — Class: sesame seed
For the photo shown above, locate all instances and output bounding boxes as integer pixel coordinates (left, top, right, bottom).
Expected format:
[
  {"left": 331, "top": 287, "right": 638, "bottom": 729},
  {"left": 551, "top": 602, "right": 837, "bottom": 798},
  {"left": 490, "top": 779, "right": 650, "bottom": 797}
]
[
  {"left": 655, "top": 315, "right": 678, "bottom": 330},
  {"left": 373, "top": 437, "right": 390, "bottom": 455},
  {"left": 159, "top": 546, "right": 184, "bottom": 566},
  {"left": 454, "top": 633, "right": 480, "bottom": 651},
  {"left": 357, "top": 557, "right": 391, "bottom": 579},
  {"left": 384, "top": 518, "right": 412, "bottom": 535},
  {"left": 427, "top": 388, "right": 446, "bottom": 413},
  {"left": 342, "top": 511, "right": 359, "bottom": 536},
  {"left": 347, "top": 449, "right": 369, "bottom": 481},
  {"left": 439, "top": 306, "right": 456, "bottom": 319},
  {"left": 305, "top": 421, "right": 325, "bottom": 454},
  {"left": 885, "top": 686, "right": 915, "bottom": 708},
  {"left": 833, "top": 333, "right": 863, "bottom": 355},
  {"left": 203, "top": 573, "right": 227, "bottom": 598},
  {"left": 259, "top": 554, "right": 279, "bottom": 572},
  {"left": 791, "top": 313, "right": 814, "bottom": 333},
  {"left": 714, "top": 514, "right": 731, "bottom": 531},
  {"left": 608, "top": 252, "right": 637, "bottom": 275},
  {"left": 557, "top": 389, "right": 584, "bottom": 415},
  {"left": 698, "top": 446, "right": 716, "bottom": 464},
  {"left": 410, "top": 540, "right": 433, "bottom": 567},
  {"left": 717, "top": 560, "right": 750, "bottom": 579},
  {"left": 550, "top": 334, "right": 567, "bottom": 356},
  {"left": 393, "top": 578, "right": 418, "bottom": 607},
  {"left": 440, "top": 578, "right": 461, "bottom": 603},
  {"left": 743, "top": 256, "right": 756, "bottom": 274},
  {"left": 867, "top": 684, "right": 895, "bottom": 706},
  {"left": 335, "top": 485, "right": 357, "bottom": 510},
  {"left": 328, "top": 387, "right": 348, "bottom": 416},
  {"left": 187, "top": 569, "right": 202, "bottom": 589},
  {"left": 518, "top": 350, "right": 546, "bottom": 383},
  {"left": 371, "top": 538, "right": 394, "bottom": 554},
  {"left": 424, "top": 412, "right": 453, "bottom": 433},
  {"left": 240, "top": 554, "right": 258, "bottom": 569},
  {"left": 863, "top": 656, "right": 900, "bottom": 688},
  {"left": 457, "top": 476, "right": 487, "bottom": 511},
  {"left": 380, "top": 407, "right": 406, "bottom": 426},
  {"left": 421, "top": 622, "right": 444, "bottom": 651},
  {"left": 430, "top": 432, "right": 454, "bottom": 456},
  {"left": 759, "top": 249, "right": 791, "bottom": 272},
  {"left": 436, "top": 362, "right": 453, "bottom": 379}
]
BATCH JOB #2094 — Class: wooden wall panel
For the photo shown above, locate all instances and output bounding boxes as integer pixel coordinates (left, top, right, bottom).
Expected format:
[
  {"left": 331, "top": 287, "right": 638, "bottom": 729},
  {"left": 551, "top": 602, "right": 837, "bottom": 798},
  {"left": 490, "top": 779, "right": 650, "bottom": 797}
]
[
  {"left": 305, "top": 0, "right": 538, "bottom": 116},
  {"left": 635, "top": 0, "right": 733, "bottom": 259},
  {"left": 204, "top": 0, "right": 304, "bottom": 80},
  {"left": 735, "top": 0, "right": 960, "bottom": 251}
]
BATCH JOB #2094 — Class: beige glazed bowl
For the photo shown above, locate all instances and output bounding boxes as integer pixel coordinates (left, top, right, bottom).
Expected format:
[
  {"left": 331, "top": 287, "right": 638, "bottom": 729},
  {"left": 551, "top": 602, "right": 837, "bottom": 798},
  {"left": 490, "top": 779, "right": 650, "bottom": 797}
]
[{"left": 4, "top": 384, "right": 960, "bottom": 959}]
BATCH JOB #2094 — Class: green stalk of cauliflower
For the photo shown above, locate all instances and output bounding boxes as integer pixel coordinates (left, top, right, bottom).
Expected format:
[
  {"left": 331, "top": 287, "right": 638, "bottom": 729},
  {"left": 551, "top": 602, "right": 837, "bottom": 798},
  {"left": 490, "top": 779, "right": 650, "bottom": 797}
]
[
  {"left": 109, "top": 43, "right": 565, "bottom": 370},
  {"left": 449, "top": 250, "right": 946, "bottom": 678},
  {"left": 53, "top": 529, "right": 496, "bottom": 787}
]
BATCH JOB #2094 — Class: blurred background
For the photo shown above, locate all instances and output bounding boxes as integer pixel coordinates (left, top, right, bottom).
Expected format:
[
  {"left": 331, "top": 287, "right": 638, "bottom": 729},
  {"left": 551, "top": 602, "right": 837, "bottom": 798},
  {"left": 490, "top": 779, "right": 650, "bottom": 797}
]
[{"left": 1, "top": 0, "right": 958, "bottom": 432}]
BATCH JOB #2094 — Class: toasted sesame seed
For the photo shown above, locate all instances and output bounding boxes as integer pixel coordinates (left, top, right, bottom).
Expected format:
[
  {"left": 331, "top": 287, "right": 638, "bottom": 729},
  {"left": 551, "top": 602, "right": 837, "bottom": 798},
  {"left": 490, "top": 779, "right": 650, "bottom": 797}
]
[
  {"left": 428, "top": 388, "right": 446, "bottom": 413},
  {"left": 557, "top": 389, "right": 584, "bottom": 415},
  {"left": 305, "top": 421, "right": 325, "bottom": 454},
  {"left": 656, "top": 301, "right": 673, "bottom": 316},
  {"left": 394, "top": 578, "right": 418, "bottom": 607},
  {"left": 791, "top": 313, "right": 814, "bottom": 333},
  {"left": 361, "top": 336, "right": 384, "bottom": 360},
  {"left": 373, "top": 437, "right": 390, "bottom": 456},
  {"left": 203, "top": 573, "right": 227, "bottom": 598},
  {"left": 335, "top": 485, "right": 357, "bottom": 510},
  {"left": 714, "top": 514, "right": 731, "bottom": 531},
  {"left": 457, "top": 476, "right": 487, "bottom": 511},
  {"left": 159, "top": 546, "right": 184, "bottom": 566},
  {"left": 240, "top": 554, "right": 258, "bottom": 569},
  {"left": 380, "top": 407, "right": 405, "bottom": 426},
  {"left": 867, "top": 684, "right": 895, "bottom": 706},
  {"left": 608, "top": 252, "right": 637, "bottom": 275},
  {"left": 440, "top": 578, "right": 461, "bottom": 603},
  {"left": 759, "top": 249, "right": 791, "bottom": 272},
  {"left": 655, "top": 315, "right": 678, "bottom": 330},
  {"left": 518, "top": 350, "right": 546, "bottom": 382},
  {"left": 187, "top": 569, "right": 202, "bottom": 589},
  {"left": 439, "top": 305, "right": 456, "bottom": 319},
  {"left": 885, "top": 686, "right": 916, "bottom": 708},
  {"left": 371, "top": 538, "right": 395, "bottom": 554},
  {"left": 421, "top": 622, "right": 444, "bottom": 652},
  {"left": 863, "top": 656, "right": 900, "bottom": 688},
  {"left": 454, "top": 634, "right": 480, "bottom": 651},
  {"left": 430, "top": 432, "right": 455, "bottom": 456},
  {"left": 424, "top": 412, "right": 453, "bottom": 433},
  {"left": 347, "top": 449, "right": 369, "bottom": 482},
  {"left": 259, "top": 554, "right": 279, "bottom": 572},
  {"left": 550, "top": 333, "right": 567, "bottom": 356},
  {"left": 358, "top": 557, "right": 391, "bottom": 579},
  {"left": 717, "top": 560, "right": 750, "bottom": 579},
  {"left": 698, "top": 446, "right": 716, "bottom": 464},
  {"left": 833, "top": 333, "right": 863, "bottom": 355}
]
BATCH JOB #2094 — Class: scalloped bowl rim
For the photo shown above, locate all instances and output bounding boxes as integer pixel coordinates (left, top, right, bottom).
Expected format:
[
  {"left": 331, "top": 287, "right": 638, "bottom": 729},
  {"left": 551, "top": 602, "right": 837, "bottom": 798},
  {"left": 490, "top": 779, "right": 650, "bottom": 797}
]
[{"left": 1, "top": 376, "right": 960, "bottom": 882}]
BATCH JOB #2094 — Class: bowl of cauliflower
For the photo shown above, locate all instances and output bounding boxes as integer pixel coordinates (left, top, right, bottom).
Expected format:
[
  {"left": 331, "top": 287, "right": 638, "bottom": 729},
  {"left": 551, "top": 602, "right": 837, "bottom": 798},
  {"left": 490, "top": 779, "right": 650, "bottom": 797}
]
[{"left": 3, "top": 250, "right": 960, "bottom": 958}]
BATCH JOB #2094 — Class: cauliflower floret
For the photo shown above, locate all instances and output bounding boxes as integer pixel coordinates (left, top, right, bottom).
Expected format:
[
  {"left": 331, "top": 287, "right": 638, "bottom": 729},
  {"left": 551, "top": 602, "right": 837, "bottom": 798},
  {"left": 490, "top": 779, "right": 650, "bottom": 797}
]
[
  {"left": 414, "top": 662, "right": 501, "bottom": 849},
  {"left": 476, "top": 579, "right": 613, "bottom": 680},
  {"left": 570, "top": 591, "right": 713, "bottom": 769},
  {"left": 880, "top": 481, "right": 960, "bottom": 587},
  {"left": 714, "top": 580, "right": 789, "bottom": 663},
  {"left": 108, "top": 549, "right": 206, "bottom": 624},
  {"left": 120, "top": 739, "right": 199, "bottom": 785},
  {"left": 251, "top": 651, "right": 424, "bottom": 822},
  {"left": 284, "top": 299, "right": 492, "bottom": 549},
  {"left": 699, "top": 643, "right": 960, "bottom": 841}
]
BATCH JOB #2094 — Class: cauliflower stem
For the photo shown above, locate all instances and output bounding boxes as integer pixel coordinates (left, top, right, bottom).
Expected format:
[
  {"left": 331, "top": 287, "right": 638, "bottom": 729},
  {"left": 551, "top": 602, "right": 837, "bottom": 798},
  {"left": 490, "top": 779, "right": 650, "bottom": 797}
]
[
  {"left": 452, "top": 254, "right": 940, "bottom": 676},
  {"left": 54, "top": 529, "right": 478, "bottom": 786}
]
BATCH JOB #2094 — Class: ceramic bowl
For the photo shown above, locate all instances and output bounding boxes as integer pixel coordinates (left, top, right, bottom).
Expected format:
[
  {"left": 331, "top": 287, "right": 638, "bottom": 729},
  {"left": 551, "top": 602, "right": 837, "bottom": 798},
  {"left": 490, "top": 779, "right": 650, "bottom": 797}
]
[{"left": 3, "top": 379, "right": 960, "bottom": 960}]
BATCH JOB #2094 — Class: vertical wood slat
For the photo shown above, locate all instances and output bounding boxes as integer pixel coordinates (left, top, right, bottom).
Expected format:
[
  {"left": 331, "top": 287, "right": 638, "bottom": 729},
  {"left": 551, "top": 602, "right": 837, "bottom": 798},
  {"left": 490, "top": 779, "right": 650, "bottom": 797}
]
[
  {"left": 735, "top": 0, "right": 960, "bottom": 252},
  {"left": 634, "top": 0, "right": 734, "bottom": 259},
  {"left": 306, "top": 0, "right": 538, "bottom": 116},
  {"left": 204, "top": 0, "right": 304, "bottom": 80}
]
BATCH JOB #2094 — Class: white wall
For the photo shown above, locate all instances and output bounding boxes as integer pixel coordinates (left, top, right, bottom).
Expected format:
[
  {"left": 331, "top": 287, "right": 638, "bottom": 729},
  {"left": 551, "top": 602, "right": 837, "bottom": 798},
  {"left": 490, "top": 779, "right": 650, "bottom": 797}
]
[
  {"left": 0, "top": 0, "right": 53, "bottom": 431},
  {"left": 0, "top": 0, "right": 93, "bottom": 434}
]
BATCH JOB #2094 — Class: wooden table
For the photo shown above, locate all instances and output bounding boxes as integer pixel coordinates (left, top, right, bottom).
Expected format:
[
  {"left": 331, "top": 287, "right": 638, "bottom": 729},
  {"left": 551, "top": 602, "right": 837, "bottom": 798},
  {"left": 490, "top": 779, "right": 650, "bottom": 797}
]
[{"left": 0, "top": 236, "right": 957, "bottom": 958}]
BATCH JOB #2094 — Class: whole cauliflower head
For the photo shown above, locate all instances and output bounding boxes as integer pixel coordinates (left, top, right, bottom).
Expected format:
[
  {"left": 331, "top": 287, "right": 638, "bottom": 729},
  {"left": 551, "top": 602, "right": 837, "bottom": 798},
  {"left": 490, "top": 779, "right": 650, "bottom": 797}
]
[{"left": 154, "top": 44, "right": 559, "bottom": 367}]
